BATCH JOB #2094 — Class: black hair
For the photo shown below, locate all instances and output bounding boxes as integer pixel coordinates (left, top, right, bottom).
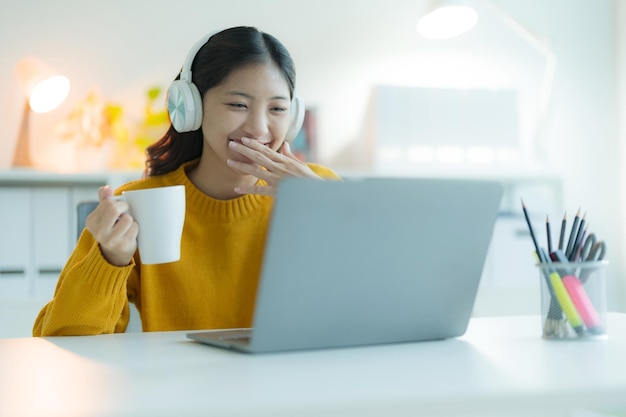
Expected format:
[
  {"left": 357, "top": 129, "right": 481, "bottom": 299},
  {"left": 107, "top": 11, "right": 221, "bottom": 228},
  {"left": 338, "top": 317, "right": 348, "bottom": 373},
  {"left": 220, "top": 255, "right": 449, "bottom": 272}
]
[{"left": 145, "top": 26, "right": 296, "bottom": 177}]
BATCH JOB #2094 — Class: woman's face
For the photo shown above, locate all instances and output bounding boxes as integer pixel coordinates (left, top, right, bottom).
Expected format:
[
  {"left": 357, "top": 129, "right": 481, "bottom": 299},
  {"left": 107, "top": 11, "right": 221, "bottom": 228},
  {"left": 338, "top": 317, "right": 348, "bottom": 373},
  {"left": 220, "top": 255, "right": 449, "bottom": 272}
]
[{"left": 200, "top": 62, "right": 292, "bottom": 169}]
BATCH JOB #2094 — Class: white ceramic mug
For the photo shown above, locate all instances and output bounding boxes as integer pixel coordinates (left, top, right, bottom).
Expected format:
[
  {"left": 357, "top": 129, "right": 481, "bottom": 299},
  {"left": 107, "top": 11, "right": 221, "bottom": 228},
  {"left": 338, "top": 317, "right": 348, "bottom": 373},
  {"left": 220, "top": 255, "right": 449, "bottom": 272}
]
[{"left": 117, "top": 185, "right": 186, "bottom": 264}]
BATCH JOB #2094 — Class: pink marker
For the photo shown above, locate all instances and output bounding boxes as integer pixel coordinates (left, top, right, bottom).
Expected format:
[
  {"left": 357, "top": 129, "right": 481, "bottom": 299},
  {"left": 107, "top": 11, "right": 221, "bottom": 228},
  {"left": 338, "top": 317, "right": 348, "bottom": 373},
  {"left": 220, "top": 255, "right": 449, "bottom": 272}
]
[{"left": 562, "top": 274, "right": 603, "bottom": 333}]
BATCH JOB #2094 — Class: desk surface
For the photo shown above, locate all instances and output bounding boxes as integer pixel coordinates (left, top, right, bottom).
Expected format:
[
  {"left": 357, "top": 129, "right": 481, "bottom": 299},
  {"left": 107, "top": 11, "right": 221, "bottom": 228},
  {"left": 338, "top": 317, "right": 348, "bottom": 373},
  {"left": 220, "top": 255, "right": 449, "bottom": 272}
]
[{"left": 2, "top": 314, "right": 626, "bottom": 417}]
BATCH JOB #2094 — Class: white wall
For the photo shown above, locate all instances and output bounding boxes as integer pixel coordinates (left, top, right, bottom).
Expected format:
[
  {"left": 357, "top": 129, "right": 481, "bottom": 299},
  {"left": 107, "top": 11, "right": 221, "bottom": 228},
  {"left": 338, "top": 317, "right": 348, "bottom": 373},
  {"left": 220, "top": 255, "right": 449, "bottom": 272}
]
[
  {"left": 619, "top": 0, "right": 626, "bottom": 313},
  {"left": 0, "top": 0, "right": 428, "bottom": 169},
  {"left": 0, "top": 0, "right": 623, "bottom": 310}
]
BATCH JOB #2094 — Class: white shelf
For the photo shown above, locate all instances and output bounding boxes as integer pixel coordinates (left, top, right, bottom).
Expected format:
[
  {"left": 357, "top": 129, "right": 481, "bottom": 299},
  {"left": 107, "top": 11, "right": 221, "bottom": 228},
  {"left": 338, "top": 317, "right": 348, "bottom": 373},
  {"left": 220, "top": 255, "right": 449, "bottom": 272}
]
[{"left": 0, "top": 168, "right": 142, "bottom": 187}]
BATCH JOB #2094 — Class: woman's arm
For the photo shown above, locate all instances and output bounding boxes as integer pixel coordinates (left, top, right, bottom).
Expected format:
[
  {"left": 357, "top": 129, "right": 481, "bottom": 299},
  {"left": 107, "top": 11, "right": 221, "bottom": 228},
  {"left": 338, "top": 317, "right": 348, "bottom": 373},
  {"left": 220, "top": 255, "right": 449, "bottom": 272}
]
[{"left": 32, "top": 231, "right": 137, "bottom": 336}]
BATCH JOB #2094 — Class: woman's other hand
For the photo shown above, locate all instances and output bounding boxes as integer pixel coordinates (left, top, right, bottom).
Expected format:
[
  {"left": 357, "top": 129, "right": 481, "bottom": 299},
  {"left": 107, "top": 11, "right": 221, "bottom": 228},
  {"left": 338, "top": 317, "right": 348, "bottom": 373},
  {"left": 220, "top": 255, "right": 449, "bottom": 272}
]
[
  {"left": 85, "top": 185, "right": 138, "bottom": 266},
  {"left": 227, "top": 139, "right": 320, "bottom": 196}
]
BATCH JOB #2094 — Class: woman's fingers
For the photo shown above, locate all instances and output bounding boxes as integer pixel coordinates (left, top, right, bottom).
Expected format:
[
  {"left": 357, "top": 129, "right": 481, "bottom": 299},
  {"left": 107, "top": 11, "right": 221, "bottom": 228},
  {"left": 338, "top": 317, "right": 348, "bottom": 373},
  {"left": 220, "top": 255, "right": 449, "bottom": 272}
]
[
  {"left": 89, "top": 197, "right": 129, "bottom": 233},
  {"left": 85, "top": 190, "right": 138, "bottom": 266},
  {"left": 98, "top": 185, "right": 113, "bottom": 201},
  {"left": 227, "top": 158, "right": 281, "bottom": 182},
  {"left": 229, "top": 138, "right": 283, "bottom": 168},
  {"left": 280, "top": 141, "right": 295, "bottom": 158},
  {"left": 228, "top": 137, "right": 322, "bottom": 196},
  {"left": 230, "top": 139, "right": 318, "bottom": 177}
]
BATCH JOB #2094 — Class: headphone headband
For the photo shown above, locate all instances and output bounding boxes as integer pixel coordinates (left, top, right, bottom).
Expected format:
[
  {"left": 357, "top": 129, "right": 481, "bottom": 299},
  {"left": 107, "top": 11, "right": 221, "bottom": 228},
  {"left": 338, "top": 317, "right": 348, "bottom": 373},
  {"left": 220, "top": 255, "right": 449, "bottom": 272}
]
[{"left": 179, "top": 30, "right": 219, "bottom": 82}]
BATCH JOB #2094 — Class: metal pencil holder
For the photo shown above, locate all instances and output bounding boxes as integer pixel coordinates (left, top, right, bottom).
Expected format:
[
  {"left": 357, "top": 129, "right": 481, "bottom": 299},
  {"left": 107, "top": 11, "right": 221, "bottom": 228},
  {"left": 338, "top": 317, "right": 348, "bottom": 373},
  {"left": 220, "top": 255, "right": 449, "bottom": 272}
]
[{"left": 537, "top": 260, "right": 608, "bottom": 340}]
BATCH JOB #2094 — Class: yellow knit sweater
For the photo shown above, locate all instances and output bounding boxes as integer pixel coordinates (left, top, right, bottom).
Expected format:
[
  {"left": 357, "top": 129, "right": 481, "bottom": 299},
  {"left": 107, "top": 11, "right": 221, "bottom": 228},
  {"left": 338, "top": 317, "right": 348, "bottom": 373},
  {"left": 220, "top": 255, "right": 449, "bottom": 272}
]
[{"left": 33, "top": 160, "right": 339, "bottom": 336}]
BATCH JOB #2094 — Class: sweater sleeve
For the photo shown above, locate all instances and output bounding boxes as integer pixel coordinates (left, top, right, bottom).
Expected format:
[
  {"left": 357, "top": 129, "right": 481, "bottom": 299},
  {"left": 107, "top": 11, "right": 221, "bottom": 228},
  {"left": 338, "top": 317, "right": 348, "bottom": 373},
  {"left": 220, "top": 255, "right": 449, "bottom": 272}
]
[
  {"left": 32, "top": 230, "right": 137, "bottom": 336},
  {"left": 307, "top": 163, "right": 342, "bottom": 180}
]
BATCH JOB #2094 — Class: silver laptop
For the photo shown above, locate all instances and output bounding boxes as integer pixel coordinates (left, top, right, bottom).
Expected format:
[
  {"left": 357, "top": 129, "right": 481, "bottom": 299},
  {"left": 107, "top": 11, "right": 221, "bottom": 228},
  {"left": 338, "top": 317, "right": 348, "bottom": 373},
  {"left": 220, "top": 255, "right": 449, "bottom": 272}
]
[{"left": 187, "top": 177, "right": 503, "bottom": 353}]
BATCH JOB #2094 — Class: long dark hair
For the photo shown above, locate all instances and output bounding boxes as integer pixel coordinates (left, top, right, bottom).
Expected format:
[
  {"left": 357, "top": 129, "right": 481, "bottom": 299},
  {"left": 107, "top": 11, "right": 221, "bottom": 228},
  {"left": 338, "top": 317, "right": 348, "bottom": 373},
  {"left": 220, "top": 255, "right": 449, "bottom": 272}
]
[{"left": 145, "top": 26, "right": 296, "bottom": 177}]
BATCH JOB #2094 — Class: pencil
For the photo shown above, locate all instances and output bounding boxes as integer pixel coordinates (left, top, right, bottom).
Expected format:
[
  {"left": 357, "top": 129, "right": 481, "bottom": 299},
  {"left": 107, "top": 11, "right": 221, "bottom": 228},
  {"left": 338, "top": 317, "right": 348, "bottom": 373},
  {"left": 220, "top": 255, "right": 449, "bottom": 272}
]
[
  {"left": 572, "top": 225, "right": 588, "bottom": 262},
  {"left": 521, "top": 199, "right": 541, "bottom": 255},
  {"left": 569, "top": 212, "right": 587, "bottom": 261},
  {"left": 558, "top": 212, "right": 566, "bottom": 250},
  {"left": 546, "top": 215, "right": 553, "bottom": 253},
  {"left": 565, "top": 208, "right": 581, "bottom": 258}
]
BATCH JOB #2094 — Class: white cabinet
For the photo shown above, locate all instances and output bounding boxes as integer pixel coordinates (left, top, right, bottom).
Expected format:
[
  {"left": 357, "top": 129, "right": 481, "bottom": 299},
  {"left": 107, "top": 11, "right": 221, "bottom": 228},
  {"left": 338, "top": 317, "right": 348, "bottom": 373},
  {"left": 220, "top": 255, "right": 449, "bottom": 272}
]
[
  {"left": 0, "top": 188, "right": 31, "bottom": 298},
  {"left": 474, "top": 212, "right": 546, "bottom": 317},
  {"left": 0, "top": 170, "right": 140, "bottom": 337},
  {"left": 32, "top": 187, "right": 72, "bottom": 298},
  {"left": 0, "top": 186, "right": 92, "bottom": 302}
]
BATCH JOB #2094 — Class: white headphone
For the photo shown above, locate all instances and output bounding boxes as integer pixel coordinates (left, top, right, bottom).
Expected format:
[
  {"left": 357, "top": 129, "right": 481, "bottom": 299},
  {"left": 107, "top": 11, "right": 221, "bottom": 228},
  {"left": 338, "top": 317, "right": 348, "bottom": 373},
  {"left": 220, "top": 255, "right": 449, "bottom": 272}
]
[{"left": 167, "top": 30, "right": 305, "bottom": 142}]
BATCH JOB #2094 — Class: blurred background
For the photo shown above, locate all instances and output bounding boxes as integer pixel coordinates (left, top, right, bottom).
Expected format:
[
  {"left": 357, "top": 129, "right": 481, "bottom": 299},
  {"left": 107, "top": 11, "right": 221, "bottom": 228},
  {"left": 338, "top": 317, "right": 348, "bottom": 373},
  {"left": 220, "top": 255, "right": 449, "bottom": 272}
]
[{"left": 0, "top": 0, "right": 624, "bottom": 335}]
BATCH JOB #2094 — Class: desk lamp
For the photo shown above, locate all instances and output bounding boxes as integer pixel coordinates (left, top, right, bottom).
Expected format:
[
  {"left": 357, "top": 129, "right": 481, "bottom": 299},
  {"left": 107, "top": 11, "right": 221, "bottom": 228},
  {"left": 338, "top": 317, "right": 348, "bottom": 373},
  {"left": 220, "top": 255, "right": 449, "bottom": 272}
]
[{"left": 12, "top": 57, "right": 70, "bottom": 167}]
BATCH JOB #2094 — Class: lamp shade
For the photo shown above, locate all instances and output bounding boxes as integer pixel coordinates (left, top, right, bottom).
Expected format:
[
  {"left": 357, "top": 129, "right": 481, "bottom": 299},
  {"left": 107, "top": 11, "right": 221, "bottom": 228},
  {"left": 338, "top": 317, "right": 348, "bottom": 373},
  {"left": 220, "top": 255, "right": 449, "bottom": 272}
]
[
  {"left": 417, "top": 0, "right": 479, "bottom": 39},
  {"left": 15, "top": 57, "right": 70, "bottom": 113}
]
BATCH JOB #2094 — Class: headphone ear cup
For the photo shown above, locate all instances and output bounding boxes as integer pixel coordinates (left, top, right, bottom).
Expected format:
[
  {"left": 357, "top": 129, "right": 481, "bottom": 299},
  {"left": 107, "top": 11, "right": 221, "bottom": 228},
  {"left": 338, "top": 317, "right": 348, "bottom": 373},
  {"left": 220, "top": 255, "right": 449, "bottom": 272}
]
[
  {"left": 167, "top": 79, "right": 203, "bottom": 133},
  {"left": 285, "top": 95, "right": 305, "bottom": 142}
]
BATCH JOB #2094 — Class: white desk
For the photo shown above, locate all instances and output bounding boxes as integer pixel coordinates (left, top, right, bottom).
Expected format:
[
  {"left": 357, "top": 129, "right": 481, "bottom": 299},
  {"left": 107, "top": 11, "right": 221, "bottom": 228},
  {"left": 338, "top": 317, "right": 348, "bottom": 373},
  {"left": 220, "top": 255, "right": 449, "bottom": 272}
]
[{"left": 2, "top": 314, "right": 626, "bottom": 417}]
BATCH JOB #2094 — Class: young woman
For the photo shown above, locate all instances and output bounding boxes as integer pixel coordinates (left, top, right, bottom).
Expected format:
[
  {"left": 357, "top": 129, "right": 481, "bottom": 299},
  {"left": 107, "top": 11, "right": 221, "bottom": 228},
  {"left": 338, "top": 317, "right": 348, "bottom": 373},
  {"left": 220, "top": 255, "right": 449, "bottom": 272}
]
[{"left": 33, "top": 26, "right": 339, "bottom": 336}]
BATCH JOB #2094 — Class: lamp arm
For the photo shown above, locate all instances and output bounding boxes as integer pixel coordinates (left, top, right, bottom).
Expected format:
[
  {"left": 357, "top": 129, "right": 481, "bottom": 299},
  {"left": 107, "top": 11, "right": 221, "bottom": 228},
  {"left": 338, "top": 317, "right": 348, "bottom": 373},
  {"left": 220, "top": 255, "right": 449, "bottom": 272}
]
[
  {"left": 480, "top": 0, "right": 557, "bottom": 158},
  {"left": 489, "top": 3, "right": 556, "bottom": 117}
]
